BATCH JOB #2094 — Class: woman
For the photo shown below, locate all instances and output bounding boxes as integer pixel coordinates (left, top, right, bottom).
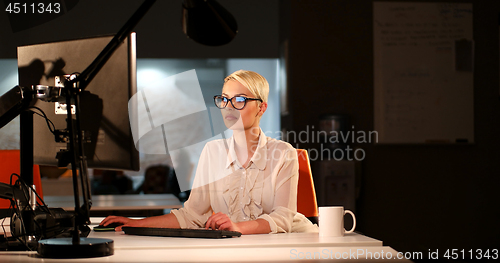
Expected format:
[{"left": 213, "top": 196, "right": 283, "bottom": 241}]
[{"left": 101, "top": 70, "right": 317, "bottom": 234}]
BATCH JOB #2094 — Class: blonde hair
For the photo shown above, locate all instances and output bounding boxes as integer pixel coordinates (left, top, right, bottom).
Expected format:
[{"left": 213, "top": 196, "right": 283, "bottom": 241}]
[{"left": 224, "top": 70, "right": 269, "bottom": 103}]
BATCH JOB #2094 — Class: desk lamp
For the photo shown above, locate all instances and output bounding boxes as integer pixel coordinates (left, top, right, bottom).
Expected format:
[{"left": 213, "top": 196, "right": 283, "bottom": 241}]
[{"left": 0, "top": 0, "right": 237, "bottom": 258}]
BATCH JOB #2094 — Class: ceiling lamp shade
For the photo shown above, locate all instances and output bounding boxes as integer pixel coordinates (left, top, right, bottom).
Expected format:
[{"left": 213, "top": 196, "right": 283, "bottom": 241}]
[{"left": 182, "top": 0, "right": 238, "bottom": 46}]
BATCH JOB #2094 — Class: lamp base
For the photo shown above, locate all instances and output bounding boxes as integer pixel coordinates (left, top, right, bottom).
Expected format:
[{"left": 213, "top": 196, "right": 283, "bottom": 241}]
[{"left": 37, "top": 237, "right": 113, "bottom": 258}]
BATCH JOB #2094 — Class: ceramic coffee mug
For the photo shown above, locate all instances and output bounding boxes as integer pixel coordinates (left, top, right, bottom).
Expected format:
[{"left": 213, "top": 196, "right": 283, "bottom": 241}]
[{"left": 319, "top": 206, "right": 356, "bottom": 237}]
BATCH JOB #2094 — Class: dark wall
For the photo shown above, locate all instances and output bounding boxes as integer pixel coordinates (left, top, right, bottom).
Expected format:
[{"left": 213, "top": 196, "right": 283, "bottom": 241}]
[
  {"left": 0, "top": 0, "right": 279, "bottom": 58},
  {"left": 281, "top": 0, "right": 500, "bottom": 255}
]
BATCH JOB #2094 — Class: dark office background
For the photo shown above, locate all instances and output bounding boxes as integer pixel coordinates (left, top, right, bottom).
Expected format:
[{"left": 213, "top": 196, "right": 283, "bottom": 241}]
[{"left": 1, "top": 0, "right": 499, "bottom": 257}]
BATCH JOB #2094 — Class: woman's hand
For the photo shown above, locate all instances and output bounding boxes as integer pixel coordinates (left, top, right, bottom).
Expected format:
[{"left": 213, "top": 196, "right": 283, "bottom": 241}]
[
  {"left": 205, "top": 212, "right": 240, "bottom": 232},
  {"left": 99, "top": 216, "right": 139, "bottom": 231}
]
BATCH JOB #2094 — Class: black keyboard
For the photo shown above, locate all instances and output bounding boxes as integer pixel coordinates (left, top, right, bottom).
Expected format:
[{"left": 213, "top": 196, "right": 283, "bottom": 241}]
[{"left": 122, "top": 227, "right": 242, "bottom": 239}]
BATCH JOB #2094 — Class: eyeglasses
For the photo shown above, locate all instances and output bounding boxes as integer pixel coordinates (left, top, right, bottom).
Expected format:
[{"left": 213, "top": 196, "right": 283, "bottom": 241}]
[{"left": 213, "top": 95, "right": 262, "bottom": 110}]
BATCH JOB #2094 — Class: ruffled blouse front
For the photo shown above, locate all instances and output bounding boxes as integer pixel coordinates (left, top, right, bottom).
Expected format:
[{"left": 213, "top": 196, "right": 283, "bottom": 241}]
[
  {"left": 222, "top": 166, "right": 264, "bottom": 222},
  {"left": 171, "top": 129, "right": 318, "bottom": 233}
]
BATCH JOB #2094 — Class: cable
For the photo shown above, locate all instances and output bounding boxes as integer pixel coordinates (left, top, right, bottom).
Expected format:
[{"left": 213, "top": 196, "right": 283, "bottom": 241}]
[
  {"left": 8, "top": 175, "right": 31, "bottom": 250},
  {"left": 9, "top": 173, "right": 77, "bottom": 242},
  {"left": 8, "top": 173, "right": 53, "bottom": 246},
  {"left": 10, "top": 173, "right": 52, "bottom": 219},
  {"left": 29, "top": 106, "right": 56, "bottom": 135},
  {"left": 17, "top": 174, "right": 51, "bottom": 215},
  {"left": 10, "top": 174, "right": 30, "bottom": 239}
]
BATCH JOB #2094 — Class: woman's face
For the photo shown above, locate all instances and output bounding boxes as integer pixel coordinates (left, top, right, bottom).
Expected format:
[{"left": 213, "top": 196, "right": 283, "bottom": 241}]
[{"left": 220, "top": 80, "right": 265, "bottom": 131}]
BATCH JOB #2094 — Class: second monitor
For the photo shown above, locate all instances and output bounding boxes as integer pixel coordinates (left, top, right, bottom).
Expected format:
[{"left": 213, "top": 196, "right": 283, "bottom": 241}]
[{"left": 17, "top": 33, "right": 139, "bottom": 171}]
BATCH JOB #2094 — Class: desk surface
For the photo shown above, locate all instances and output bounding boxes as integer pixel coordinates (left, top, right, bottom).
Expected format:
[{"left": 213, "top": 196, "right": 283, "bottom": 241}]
[
  {"left": 0, "top": 246, "right": 411, "bottom": 262},
  {"left": 43, "top": 194, "right": 182, "bottom": 211},
  {"left": 85, "top": 217, "right": 382, "bottom": 249},
  {"left": 0, "top": 219, "right": 412, "bottom": 262},
  {"left": 89, "top": 230, "right": 383, "bottom": 250}
]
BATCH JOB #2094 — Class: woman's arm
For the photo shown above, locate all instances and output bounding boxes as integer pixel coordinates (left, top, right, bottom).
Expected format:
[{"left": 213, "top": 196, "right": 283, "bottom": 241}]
[
  {"left": 233, "top": 218, "right": 271, "bottom": 234},
  {"left": 100, "top": 213, "right": 181, "bottom": 231}
]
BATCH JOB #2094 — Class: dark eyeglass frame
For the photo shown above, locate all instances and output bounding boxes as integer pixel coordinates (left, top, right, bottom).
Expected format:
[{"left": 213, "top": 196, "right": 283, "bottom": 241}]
[{"left": 213, "top": 95, "right": 262, "bottom": 110}]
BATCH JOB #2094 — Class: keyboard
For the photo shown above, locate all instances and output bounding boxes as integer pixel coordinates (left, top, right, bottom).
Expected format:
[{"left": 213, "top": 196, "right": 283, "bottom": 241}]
[{"left": 122, "top": 227, "right": 242, "bottom": 239}]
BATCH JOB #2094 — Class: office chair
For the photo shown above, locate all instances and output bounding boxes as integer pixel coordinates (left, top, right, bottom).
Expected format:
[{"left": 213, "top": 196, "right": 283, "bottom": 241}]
[
  {"left": 0, "top": 149, "right": 43, "bottom": 209},
  {"left": 296, "top": 149, "right": 319, "bottom": 224}
]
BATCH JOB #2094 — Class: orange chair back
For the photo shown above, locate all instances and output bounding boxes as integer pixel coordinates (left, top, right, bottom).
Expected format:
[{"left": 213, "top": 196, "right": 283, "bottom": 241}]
[
  {"left": 0, "top": 150, "right": 43, "bottom": 209},
  {"left": 296, "top": 149, "right": 318, "bottom": 218}
]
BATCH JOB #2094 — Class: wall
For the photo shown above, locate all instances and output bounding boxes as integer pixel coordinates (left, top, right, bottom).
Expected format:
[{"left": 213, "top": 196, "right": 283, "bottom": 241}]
[
  {"left": 281, "top": 0, "right": 500, "bottom": 254},
  {"left": 0, "top": 0, "right": 279, "bottom": 59}
]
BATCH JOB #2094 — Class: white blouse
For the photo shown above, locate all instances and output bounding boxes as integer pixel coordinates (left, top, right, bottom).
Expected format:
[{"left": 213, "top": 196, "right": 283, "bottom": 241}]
[{"left": 171, "top": 129, "right": 318, "bottom": 233}]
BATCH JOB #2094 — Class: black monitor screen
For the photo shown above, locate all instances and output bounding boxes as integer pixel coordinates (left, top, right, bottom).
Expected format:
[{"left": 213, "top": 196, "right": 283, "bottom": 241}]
[{"left": 17, "top": 34, "right": 139, "bottom": 171}]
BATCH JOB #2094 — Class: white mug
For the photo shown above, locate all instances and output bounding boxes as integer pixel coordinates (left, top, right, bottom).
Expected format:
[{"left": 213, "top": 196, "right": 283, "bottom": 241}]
[{"left": 319, "top": 206, "right": 356, "bottom": 237}]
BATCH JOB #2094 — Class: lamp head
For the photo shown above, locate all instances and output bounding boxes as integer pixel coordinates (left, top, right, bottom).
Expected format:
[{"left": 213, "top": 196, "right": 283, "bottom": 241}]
[{"left": 182, "top": 0, "right": 238, "bottom": 46}]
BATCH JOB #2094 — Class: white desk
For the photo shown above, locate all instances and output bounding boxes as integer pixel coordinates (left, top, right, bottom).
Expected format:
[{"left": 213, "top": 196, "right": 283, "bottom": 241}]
[
  {"left": 85, "top": 217, "right": 382, "bottom": 249},
  {"left": 0, "top": 245, "right": 411, "bottom": 262},
  {"left": 43, "top": 194, "right": 182, "bottom": 211},
  {"left": 105, "top": 246, "right": 411, "bottom": 262},
  {"left": 89, "top": 231, "right": 382, "bottom": 250},
  {"left": 0, "top": 218, "right": 413, "bottom": 262}
]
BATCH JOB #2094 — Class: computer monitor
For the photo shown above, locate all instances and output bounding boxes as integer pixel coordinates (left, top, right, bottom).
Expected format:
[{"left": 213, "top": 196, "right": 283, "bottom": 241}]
[{"left": 17, "top": 34, "right": 139, "bottom": 172}]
